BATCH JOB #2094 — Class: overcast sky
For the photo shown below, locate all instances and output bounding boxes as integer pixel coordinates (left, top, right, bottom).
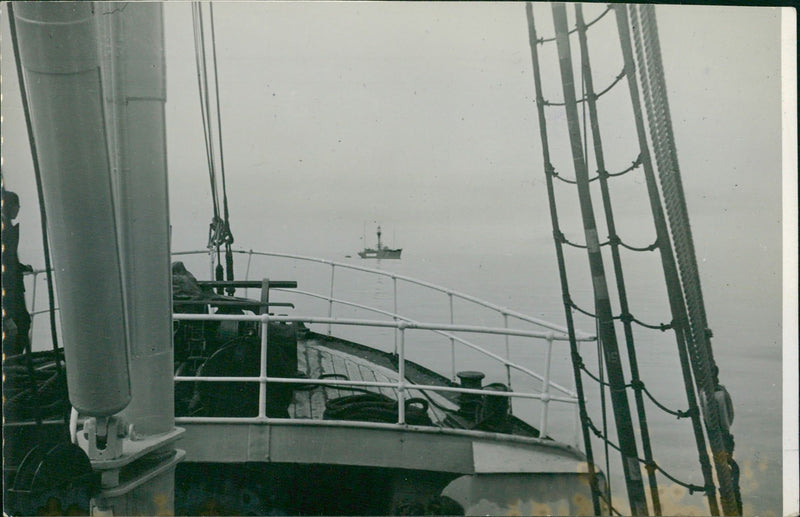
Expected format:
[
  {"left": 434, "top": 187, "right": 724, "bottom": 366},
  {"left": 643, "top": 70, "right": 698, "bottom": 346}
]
[{"left": 2, "top": 3, "right": 784, "bottom": 259}]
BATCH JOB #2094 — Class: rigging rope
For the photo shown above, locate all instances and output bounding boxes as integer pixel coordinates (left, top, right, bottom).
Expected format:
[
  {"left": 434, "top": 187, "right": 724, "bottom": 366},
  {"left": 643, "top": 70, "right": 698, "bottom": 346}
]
[
  {"left": 547, "top": 153, "right": 641, "bottom": 185},
  {"left": 618, "top": 312, "right": 672, "bottom": 331},
  {"left": 597, "top": 490, "right": 625, "bottom": 517},
  {"left": 525, "top": 5, "right": 602, "bottom": 514},
  {"left": 192, "top": 3, "right": 221, "bottom": 229},
  {"left": 209, "top": 3, "right": 236, "bottom": 295},
  {"left": 610, "top": 235, "right": 659, "bottom": 253},
  {"left": 7, "top": 3, "right": 67, "bottom": 435},
  {"left": 584, "top": 416, "right": 707, "bottom": 494},
  {"left": 541, "top": 67, "right": 626, "bottom": 107},
  {"left": 596, "top": 319, "right": 613, "bottom": 505},
  {"left": 552, "top": 3, "right": 649, "bottom": 513},
  {"left": 616, "top": 4, "right": 723, "bottom": 514},
  {"left": 639, "top": 383, "right": 693, "bottom": 419},
  {"left": 193, "top": 2, "right": 236, "bottom": 293},
  {"left": 631, "top": 7, "right": 740, "bottom": 514},
  {"left": 536, "top": 6, "right": 612, "bottom": 44},
  {"left": 554, "top": 230, "right": 610, "bottom": 249}
]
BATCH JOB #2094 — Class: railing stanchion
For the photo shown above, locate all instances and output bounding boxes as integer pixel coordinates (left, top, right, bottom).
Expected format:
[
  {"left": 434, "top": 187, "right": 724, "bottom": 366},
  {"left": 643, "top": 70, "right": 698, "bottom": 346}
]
[
  {"left": 393, "top": 276, "right": 398, "bottom": 355},
  {"left": 448, "top": 292, "right": 455, "bottom": 381},
  {"left": 258, "top": 314, "right": 269, "bottom": 419},
  {"left": 503, "top": 313, "right": 512, "bottom": 387},
  {"left": 539, "top": 332, "right": 555, "bottom": 438},
  {"left": 244, "top": 249, "right": 254, "bottom": 298},
  {"left": 503, "top": 312, "right": 513, "bottom": 413},
  {"left": 327, "top": 263, "right": 335, "bottom": 336},
  {"left": 397, "top": 322, "right": 406, "bottom": 425},
  {"left": 28, "top": 270, "right": 40, "bottom": 337}
]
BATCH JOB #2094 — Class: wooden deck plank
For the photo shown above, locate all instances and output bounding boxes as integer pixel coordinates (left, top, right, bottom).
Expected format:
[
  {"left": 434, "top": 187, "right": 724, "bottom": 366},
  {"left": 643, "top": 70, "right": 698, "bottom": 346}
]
[
  {"left": 357, "top": 363, "right": 389, "bottom": 399},
  {"left": 297, "top": 343, "right": 309, "bottom": 375},
  {"left": 292, "top": 339, "right": 460, "bottom": 425},
  {"left": 306, "top": 347, "right": 327, "bottom": 419},
  {"left": 290, "top": 346, "right": 312, "bottom": 419},
  {"left": 331, "top": 354, "right": 352, "bottom": 398},
  {"left": 305, "top": 344, "right": 323, "bottom": 378},
  {"left": 318, "top": 349, "right": 343, "bottom": 403},
  {"left": 372, "top": 370, "right": 398, "bottom": 402}
]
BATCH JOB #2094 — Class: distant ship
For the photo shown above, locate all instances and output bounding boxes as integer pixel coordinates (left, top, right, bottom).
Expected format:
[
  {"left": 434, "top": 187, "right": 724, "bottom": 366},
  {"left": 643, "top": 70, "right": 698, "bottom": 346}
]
[{"left": 358, "top": 226, "right": 402, "bottom": 259}]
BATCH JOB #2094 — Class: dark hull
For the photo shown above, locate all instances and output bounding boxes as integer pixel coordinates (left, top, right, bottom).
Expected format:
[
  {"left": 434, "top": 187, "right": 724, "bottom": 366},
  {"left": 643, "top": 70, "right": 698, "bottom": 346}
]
[{"left": 357, "top": 248, "right": 402, "bottom": 259}]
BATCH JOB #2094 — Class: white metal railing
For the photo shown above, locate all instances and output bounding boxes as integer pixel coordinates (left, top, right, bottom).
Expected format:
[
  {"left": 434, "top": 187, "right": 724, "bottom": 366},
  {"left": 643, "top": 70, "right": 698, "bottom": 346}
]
[
  {"left": 173, "top": 249, "right": 595, "bottom": 339},
  {"left": 173, "top": 249, "right": 595, "bottom": 391},
  {"left": 26, "top": 268, "right": 59, "bottom": 338},
  {"left": 172, "top": 312, "right": 580, "bottom": 437},
  {"left": 26, "top": 249, "right": 595, "bottom": 442},
  {"left": 277, "top": 287, "right": 575, "bottom": 396},
  {"left": 170, "top": 249, "right": 597, "bottom": 441}
]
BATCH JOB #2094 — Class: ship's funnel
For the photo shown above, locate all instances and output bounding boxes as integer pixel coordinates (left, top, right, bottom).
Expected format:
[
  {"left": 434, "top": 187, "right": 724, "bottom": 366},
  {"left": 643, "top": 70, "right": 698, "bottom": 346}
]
[{"left": 11, "top": 2, "right": 131, "bottom": 417}]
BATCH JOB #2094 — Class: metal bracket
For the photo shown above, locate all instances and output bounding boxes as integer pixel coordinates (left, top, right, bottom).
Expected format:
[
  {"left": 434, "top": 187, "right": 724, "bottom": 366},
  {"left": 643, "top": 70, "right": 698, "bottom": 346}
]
[
  {"left": 83, "top": 416, "right": 127, "bottom": 462},
  {"left": 77, "top": 424, "right": 185, "bottom": 490}
]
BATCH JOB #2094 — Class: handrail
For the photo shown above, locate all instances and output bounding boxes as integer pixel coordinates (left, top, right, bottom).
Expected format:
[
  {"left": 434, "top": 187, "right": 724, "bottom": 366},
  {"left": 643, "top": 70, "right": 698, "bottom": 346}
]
[
  {"left": 173, "top": 374, "right": 577, "bottom": 404},
  {"left": 173, "top": 312, "right": 580, "bottom": 435},
  {"left": 174, "top": 313, "right": 573, "bottom": 340},
  {"left": 174, "top": 312, "right": 577, "bottom": 397},
  {"left": 172, "top": 248, "right": 596, "bottom": 340},
  {"left": 280, "top": 287, "right": 577, "bottom": 396},
  {"left": 25, "top": 250, "right": 587, "bottom": 439},
  {"left": 25, "top": 268, "right": 50, "bottom": 338},
  {"left": 171, "top": 247, "right": 592, "bottom": 438}
]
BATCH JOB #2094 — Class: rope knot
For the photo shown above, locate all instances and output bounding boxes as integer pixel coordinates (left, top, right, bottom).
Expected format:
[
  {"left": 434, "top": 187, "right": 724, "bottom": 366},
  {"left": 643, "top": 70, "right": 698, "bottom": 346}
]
[{"left": 630, "top": 379, "right": 645, "bottom": 391}]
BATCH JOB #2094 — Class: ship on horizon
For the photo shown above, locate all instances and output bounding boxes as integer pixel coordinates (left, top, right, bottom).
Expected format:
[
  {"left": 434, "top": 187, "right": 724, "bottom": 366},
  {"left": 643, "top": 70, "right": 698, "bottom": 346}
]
[{"left": 358, "top": 225, "right": 402, "bottom": 259}]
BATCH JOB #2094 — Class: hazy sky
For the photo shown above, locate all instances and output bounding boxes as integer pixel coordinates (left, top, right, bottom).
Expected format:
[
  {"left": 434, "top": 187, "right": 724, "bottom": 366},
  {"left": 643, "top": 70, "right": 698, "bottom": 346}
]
[
  {"left": 1, "top": 3, "right": 783, "bottom": 259},
  {"left": 1, "top": 4, "right": 786, "bottom": 350}
]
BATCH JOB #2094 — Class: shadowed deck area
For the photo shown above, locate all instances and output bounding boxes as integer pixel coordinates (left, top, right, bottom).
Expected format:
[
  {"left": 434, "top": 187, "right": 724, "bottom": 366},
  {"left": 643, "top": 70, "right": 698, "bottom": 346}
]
[{"left": 291, "top": 335, "right": 459, "bottom": 424}]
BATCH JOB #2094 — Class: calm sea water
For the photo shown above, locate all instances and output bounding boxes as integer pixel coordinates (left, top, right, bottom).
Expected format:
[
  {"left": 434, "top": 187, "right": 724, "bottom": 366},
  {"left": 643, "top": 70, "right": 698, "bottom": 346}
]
[{"left": 25, "top": 237, "right": 782, "bottom": 516}]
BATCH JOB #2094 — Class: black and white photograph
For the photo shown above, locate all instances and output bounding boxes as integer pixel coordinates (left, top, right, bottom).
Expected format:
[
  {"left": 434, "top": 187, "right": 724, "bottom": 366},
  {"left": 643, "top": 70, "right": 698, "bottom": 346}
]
[{"left": 1, "top": 2, "right": 795, "bottom": 516}]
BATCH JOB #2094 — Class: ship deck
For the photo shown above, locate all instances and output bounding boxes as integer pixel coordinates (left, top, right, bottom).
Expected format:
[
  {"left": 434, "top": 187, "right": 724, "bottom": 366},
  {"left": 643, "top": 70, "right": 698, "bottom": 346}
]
[{"left": 290, "top": 334, "right": 459, "bottom": 423}]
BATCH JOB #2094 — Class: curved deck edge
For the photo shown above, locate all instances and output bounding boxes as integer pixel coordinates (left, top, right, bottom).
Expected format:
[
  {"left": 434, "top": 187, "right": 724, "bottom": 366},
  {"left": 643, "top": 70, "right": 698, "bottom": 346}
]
[{"left": 177, "top": 419, "right": 586, "bottom": 475}]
